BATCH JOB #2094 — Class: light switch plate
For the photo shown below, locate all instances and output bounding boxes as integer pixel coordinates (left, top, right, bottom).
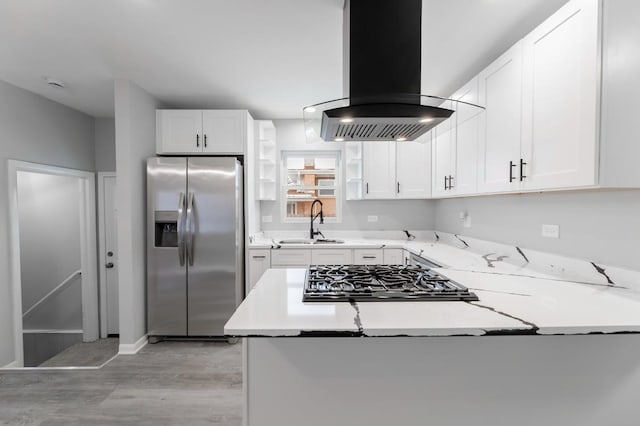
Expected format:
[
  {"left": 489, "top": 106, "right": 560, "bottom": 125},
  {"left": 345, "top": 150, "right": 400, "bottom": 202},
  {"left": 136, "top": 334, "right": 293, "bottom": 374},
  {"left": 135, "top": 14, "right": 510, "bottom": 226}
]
[
  {"left": 542, "top": 224, "right": 560, "bottom": 239},
  {"left": 367, "top": 215, "right": 378, "bottom": 223},
  {"left": 262, "top": 215, "right": 273, "bottom": 223}
]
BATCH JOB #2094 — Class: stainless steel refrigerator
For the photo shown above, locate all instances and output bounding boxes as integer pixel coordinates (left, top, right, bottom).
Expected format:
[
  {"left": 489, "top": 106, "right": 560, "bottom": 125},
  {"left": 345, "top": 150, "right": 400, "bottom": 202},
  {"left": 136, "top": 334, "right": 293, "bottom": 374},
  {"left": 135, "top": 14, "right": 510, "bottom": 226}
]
[{"left": 147, "top": 157, "right": 244, "bottom": 337}]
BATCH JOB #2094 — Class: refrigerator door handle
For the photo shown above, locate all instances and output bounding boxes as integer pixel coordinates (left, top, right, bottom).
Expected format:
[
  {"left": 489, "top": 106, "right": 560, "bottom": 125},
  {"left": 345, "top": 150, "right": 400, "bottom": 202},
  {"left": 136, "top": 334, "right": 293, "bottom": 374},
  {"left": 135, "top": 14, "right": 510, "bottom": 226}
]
[
  {"left": 177, "top": 192, "right": 186, "bottom": 266},
  {"left": 186, "top": 192, "right": 195, "bottom": 266}
]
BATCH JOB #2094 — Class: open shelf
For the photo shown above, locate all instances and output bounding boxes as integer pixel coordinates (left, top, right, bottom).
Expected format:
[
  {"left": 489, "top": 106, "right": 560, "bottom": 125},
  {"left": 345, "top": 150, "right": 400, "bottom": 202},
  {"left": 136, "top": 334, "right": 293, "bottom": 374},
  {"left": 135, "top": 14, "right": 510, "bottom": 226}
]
[{"left": 256, "top": 120, "right": 277, "bottom": 201}]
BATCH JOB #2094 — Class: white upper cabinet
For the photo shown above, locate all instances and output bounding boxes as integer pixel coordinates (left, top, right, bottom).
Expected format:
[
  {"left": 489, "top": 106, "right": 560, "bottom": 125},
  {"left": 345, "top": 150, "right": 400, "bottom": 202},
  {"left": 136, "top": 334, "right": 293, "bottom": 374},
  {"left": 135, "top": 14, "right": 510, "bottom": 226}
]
[
  {"left": 477, "top": 41, "right": 524, "bottom": 194},
  {"left": 520, "top": 0, "right": 599, "bottom": 190},
  {"left": 156, "top": 110, "right": 203, "bottom": 154},
  {"left": 202, "top": 110, "right": 246, "bottom": 154},
  {"left": 452, "top": 77, "right": 480, "bottom": 196},
  {"left": 156, "top": 109, "right": 247, "bottom": 155},
  {"left": 363, "top": 142, "right": 397, "bottom": 199},
  {"left": 396, "top": 133, "right": 431, "bottom": 199},
  {"left": 431, "top": 123, "right": 455, "bottom": 197},
  {"left": 361, "top": 137, "right": 431, "bottom": 200}
]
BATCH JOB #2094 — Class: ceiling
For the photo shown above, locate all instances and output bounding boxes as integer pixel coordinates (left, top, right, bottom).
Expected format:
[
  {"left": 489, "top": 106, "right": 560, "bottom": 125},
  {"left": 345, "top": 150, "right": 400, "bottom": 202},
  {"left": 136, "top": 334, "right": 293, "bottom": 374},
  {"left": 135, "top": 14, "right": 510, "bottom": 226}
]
[{"left": 0, "top": 0, "right": 567, "bottom": 119}]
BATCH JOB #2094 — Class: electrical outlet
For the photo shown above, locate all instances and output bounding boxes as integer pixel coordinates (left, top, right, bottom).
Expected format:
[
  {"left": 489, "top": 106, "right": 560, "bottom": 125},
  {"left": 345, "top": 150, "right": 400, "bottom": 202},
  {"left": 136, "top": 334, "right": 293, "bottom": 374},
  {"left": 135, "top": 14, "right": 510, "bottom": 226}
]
[
  {"left": 367, "top": 215, "right": 378, "bottom": 223},
  {"left": 463, "top": 215, "right": 472, "bottom": 228},
  {"left": 542, "top": 224, "right": 559, "bottom": 239},
  {"left": 262, "top": 215, "right": 273, "bottom": 223}
]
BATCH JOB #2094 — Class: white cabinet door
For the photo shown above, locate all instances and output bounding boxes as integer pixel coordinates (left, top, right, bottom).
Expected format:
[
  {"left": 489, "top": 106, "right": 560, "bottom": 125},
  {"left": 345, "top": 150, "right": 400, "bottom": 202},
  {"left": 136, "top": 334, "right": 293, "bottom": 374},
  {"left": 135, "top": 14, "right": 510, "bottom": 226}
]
[
  {"left": 383, "top": 249, "right": 404, "bottom": 265},
  {"left": 452, "top": 78, "right": 479, "bottom": 195},
  {"left": 353, "top": 249, "right": 383, "bottom": 265},
  {"left": 363, "top": 142, "right": 397, "bottom": 199},
  {"left": 431, "top": 124, "right": 455, "bottom": 197},
  {"left": 156, "top": 110, "right": 203, "bottom": 154},
  {"left": 248, "top": 250, "right": 271, "bottom": 291},
  {"left": 396, "top": 133, "right": 431, "bottom": 199},
  {"left": 477, "top": 41, "right": 524, "bottom": 193},
  {"left": 521, "top": 0, "right": 599, "bottom": 190},
  {"left": 455, "top": 116, "right": 479, "bottom": 195},
  {"left": 311, "top": 249, "right": 353, "bottom": 265},
  {"left": 202, "top": 110, "right": 246, "bottom": 154}
]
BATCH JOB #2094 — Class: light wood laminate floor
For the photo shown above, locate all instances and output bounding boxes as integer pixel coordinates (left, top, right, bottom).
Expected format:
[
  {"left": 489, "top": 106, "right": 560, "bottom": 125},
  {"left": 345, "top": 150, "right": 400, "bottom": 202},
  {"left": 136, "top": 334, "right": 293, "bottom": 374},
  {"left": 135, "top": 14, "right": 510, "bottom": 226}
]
[{"left": 0, "top": 341, "right": 242, "bottom": 425}]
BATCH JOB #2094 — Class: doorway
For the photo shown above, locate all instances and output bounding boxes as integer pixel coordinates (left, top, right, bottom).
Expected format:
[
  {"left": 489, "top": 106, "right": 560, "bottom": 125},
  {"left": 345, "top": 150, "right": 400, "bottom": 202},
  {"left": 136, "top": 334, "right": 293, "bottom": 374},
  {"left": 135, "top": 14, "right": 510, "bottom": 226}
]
[{"left": 7, "top": 160, "right": 99, "bottom": 367}]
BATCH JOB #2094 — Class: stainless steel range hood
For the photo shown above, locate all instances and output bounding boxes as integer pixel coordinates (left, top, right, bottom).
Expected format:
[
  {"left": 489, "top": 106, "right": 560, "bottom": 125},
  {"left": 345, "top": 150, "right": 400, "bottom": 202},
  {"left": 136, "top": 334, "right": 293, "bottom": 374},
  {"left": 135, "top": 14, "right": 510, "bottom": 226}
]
[{"left": 304, "top": 0, "right": 481, "bottom": 143}]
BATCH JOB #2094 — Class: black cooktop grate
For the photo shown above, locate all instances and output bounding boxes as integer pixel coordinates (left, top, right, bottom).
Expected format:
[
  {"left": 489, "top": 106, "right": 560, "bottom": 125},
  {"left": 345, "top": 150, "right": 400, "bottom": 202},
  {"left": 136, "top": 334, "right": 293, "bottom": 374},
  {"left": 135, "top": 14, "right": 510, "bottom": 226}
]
[{"left": 303, "top": 265, "right": 478, "bottom": 302}]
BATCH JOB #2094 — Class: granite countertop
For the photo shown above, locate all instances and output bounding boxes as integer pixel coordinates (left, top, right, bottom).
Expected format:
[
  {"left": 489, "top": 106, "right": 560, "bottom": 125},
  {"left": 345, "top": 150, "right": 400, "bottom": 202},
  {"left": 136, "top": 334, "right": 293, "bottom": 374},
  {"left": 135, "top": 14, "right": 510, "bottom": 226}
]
[{"left": 228, "top": 232, "right": 640, "bottom": 337}]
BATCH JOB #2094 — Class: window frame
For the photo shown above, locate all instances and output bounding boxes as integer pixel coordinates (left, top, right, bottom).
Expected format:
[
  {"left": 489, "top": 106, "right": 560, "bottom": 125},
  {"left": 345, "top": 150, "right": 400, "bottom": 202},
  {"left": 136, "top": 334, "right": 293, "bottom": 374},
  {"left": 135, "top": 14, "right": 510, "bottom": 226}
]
[{"left": 280, "top": 150, "right": 342, "bottom": 224}]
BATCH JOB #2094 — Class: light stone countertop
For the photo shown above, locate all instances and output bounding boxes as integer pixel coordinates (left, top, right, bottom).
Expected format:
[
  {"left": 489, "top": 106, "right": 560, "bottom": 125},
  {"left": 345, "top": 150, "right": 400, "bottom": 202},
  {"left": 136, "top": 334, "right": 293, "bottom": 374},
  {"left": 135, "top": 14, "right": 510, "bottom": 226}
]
[{"left": 228, "top": 232, "right": 640, "bottom": 337}]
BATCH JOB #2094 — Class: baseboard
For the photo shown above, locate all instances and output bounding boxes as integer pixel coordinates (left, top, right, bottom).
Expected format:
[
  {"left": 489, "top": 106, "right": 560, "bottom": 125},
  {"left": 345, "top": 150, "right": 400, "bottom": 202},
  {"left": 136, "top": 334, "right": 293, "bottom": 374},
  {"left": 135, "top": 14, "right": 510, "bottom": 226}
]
[
  {"left": 118, "top": 334, "right": 148, "bottom": 355},
  {"left": 1, "top": 360, "right": 21, "bottom": 368}
]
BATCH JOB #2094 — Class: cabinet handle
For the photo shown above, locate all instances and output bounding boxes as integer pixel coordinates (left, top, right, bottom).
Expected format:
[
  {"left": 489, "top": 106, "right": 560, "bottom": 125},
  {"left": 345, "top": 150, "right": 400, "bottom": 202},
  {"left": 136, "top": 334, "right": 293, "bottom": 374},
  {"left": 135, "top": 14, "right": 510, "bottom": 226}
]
[
  {"left": 204, "top": 134, "right": 208, "bottom": 148},
  {"left": 444, "top": 176, "right": 448, "bottom": 191},
  {"left": 519, "top": 158, "right": 527, "bottom": 181},
  {"left": 252, "top": 255, "right": 266, "bottom": 259},
  {"left": 397, "top": 182, "right": 400, "bottom": 194},
  {"left": 362, "top": 255, "right": 377, "bottom": 259},
  {"left": 448, "top": 175, "right": 454, "bottom": 190},
  {"left": 509, "top": 161, "right": 516, "bottom": 183},
  {"left": 196, "top": 134, "right": 200, "bottom": 148},
  {"left": 366, "top": 182, "right": 369, "bottom": 194}
]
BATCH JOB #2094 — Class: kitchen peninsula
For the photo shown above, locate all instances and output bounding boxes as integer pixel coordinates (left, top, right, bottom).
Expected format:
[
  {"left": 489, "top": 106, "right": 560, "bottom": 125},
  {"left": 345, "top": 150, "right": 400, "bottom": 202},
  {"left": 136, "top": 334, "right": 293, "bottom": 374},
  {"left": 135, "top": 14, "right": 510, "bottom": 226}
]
[{"left": 226, "top": 234, "right": 640, "bottom": 426}]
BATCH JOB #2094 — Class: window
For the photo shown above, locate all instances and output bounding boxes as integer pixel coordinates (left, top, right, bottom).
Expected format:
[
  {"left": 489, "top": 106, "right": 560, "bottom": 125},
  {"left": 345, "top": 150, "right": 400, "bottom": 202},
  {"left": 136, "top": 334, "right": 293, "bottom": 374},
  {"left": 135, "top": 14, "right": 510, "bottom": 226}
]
[{"left": 281, "top": 151, "right": 341, "bottom": 222}]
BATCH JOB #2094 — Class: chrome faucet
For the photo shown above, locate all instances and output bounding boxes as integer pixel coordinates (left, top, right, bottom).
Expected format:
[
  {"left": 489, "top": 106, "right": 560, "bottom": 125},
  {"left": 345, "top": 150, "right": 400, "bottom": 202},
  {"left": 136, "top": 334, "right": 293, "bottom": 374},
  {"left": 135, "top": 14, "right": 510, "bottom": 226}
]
[{"left": 309, "top": 199, "right": 324, "bottom": 240}]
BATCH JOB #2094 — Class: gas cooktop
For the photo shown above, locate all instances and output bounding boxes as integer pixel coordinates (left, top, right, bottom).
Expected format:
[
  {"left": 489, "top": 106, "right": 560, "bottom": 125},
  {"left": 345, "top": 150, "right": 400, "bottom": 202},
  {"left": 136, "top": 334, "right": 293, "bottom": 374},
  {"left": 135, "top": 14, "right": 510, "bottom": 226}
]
[{"left": 303, "top": 265, "right": 478, "bottom": 302}]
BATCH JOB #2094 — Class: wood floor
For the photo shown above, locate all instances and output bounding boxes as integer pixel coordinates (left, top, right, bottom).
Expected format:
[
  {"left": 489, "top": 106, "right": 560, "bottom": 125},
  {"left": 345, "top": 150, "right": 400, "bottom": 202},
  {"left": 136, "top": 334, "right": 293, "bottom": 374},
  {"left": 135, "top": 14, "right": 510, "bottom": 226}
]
[
  {"left": 0, "top": 341, "right": 242, "bottom": 425},
  {"left": 38, "top": 338, "right": 119, "bottom": 368}
]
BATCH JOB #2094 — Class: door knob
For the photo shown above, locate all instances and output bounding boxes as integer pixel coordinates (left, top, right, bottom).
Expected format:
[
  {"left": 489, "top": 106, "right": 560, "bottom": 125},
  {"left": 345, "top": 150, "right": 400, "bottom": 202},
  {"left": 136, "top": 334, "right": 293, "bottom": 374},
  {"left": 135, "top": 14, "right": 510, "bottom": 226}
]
[
  {"left": 105, "top": 262, "right": 115, "bottom": 269},
  {"left": 107, "top": 251, "right": 114, "bottom": 257}
]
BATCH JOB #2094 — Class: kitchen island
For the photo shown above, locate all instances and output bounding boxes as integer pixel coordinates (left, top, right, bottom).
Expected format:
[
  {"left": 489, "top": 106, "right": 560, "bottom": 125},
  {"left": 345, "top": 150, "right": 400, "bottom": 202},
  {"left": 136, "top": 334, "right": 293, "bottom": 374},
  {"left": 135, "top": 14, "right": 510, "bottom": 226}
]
[{"left": 226, "top": 236, "right": 640, "bottom": 426}]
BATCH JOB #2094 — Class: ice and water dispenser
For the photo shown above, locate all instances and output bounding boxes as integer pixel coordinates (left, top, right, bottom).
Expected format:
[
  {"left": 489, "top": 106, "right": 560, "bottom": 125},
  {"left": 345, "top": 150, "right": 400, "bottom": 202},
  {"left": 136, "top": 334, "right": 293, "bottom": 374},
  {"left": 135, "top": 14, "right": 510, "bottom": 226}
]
[{"left": 154, "top": 211, "right": 179, "bottom": 247}]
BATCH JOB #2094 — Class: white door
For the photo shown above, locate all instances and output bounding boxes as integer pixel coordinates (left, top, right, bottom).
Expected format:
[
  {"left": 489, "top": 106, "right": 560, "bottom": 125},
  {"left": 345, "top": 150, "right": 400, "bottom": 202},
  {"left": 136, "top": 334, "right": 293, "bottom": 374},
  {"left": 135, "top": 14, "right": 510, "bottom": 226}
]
[
  {"left": 396, "top": 133, "right": 431, "bottom": 199},
  {"left": 156, "top": 110, "right": 203, "bottom": 154},
  {"left": 363, "top": 142, "right": 397, "bottom": 199},
  {"left": 103, "top": 176, "right": 119, "bottom": 335},
  {"left": 431, "top": 124, "right": 455, "bottom": 198},
  {"left": 520, "top": 0, "right": 599, "bottom": 190},
  {"left": 477, "top": 41, "right": 524, "bottom": 193},
  {"left": 202, "top": 110, "right": 246, "bottom": 154}
]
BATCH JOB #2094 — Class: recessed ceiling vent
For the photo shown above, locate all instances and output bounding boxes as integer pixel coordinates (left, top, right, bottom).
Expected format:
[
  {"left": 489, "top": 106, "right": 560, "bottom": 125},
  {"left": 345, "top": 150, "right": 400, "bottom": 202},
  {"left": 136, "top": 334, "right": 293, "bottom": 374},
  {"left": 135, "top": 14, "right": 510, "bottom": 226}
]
[{"left": 304, "top": 0, "right": 483, "bottom": 142}]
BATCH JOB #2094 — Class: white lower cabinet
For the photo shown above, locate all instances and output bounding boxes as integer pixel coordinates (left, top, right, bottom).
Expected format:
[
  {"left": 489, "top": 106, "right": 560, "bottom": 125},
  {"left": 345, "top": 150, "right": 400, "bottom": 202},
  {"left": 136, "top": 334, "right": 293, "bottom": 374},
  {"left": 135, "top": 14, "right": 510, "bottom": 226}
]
[
  {"left": 311, "top": 249, "right": 353, "bottom": 265},
  {"left": 270, "top": 249, "right": 312, "bottom": 268},
  {"left": 353, "top": 249, "right": 383, "bottom": 265},
  {"left": 248, "top": 250, "right": 271, "bottom": 291},
  {"left": 382, "top": 249, "right": 404, "bottom": 265}
]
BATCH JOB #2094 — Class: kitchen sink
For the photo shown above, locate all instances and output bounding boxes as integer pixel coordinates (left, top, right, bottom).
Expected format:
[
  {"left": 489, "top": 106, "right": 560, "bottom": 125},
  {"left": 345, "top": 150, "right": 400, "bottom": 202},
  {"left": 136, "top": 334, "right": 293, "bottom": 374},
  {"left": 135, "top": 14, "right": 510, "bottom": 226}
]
[
  {"left": 278, "top": 239, "right": 314, "bottom": 245},
  {"left": 277, "top": 239, "right": 345, "bottom": 245},
  {"left": 313, "top": 239, "right": 345, "bottom": 244}
]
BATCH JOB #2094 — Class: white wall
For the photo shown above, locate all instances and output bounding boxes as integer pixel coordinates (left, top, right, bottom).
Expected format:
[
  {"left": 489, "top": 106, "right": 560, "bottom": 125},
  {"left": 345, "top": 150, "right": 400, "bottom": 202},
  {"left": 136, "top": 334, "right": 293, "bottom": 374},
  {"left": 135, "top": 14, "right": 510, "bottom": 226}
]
[
  {"left": 94, "top": 118, "right": 116, "bottom": 172},
  {"left": 114, "top": 79, "right": 158, "bottom": 349},
  {"left": 260, "top": 120, "right": 436, "bottom": 232},
  {"left": 17, "top": 172, "right": 82, "bottom": 330},
  {"left": 434, "top": 189, "right": 640, "bottom": 271},
  {"left": 0, "top": 80, "right": 94, "bottom": 366}
]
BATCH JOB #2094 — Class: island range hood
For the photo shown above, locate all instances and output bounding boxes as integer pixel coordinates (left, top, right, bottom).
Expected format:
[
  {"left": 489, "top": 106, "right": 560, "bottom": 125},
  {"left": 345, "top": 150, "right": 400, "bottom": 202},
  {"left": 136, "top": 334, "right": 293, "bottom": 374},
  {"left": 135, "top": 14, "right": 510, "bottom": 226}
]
[{"left": 306, "top": 0, "right": 456, "bottom": 142}]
